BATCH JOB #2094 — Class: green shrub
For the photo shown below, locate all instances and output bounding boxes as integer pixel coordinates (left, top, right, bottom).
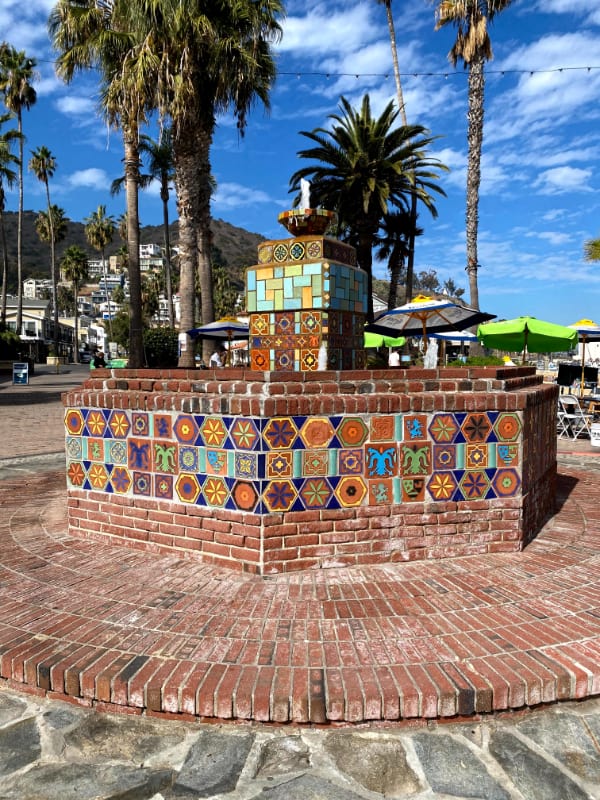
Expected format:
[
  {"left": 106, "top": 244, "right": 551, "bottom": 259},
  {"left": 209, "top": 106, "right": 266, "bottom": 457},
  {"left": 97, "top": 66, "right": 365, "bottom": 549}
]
[
  {"left": 447, "top": 355, "right": 504, "bottom": 366},
  {"left": 0, "top": 330, "right": 21, "bottom": 359},
  {"left": 143, "top": 327, "right": 179, "bottom": 368}
]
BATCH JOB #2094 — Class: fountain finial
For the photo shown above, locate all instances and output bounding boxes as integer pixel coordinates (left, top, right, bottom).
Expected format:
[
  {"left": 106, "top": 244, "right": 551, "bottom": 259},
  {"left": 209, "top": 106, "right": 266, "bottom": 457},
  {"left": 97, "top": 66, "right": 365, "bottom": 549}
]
[{"left": 300, "top": 178, "right": 311, "bottom": 209}]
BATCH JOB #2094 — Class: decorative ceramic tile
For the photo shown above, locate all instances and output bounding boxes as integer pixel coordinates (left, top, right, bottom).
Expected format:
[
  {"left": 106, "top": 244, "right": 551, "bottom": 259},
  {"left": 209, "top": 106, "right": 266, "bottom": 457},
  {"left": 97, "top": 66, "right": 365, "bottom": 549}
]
[
  {"left": 433, "top": 444, "right": 456, "bottom": 471},
  {"left": 108, "top": 411, "right": 130, "bottom": 439},
  {"left": 267, "top": 451, "right": 294, "bottom": 478},
  {"left": 300, "top": 417, "right": 335, "bottom": 448},
  {"left": 235, "top": 452, "right": 258, "bottom": 479},
  {"left": 175, "top": 473, "right": 201, "bottom": 504},
  {"left": 66, "top": 437, "right": 82, "bottom": 460},
  {"left": 335, "top": 476, "right": 367, "bottom": 507},
  {"left": 491, "top": 468, "right": 521, "bottom": 497},
  {"left": 300, "top": 478, "right": 333, "bottom": 509},
  {"left": 337, "top": 417, "right": 369, "bottom": 447},
  {"left": 466, "top": 443, "right": 489, "bottom": 469},
  {"left": 65, "top": 409, "right": 84, "bottom": 436},
  {"left": 402, "top": 476, "right": 426, "bottom": 503},
  {"left": 131, "top": 412, "right": 150, "bottom": 437},
  {"left": 497, "top": 443, "right": 519, "bottom": 467},
  {"left": 494, "top": 412, "right": 522, "bottom": 442},
  {"left": 338, "top": 448, "right": 363, "bottom": 475},
  {"left": 67, "top": 461, "right": 85, "bottom": 487},
  {"left": 461, "top": 470, "right": 490, "bottom": 499},
  {"left": 427, "top": 472, "right": 458, "bottom": 501},
  {"left": 174, "top": 415, "right": 199, "bottom": 445},
  {"left": 206, "top": 449, "right": 228, "bottom": 476},
  {"left": 404, "top": 415, "right": 428, "bottom": 441},
  {"left": 370, "top": 416, "right": 395, "bottom": 442},
  {"left": 203, "top": 476, "right": 229, "bottom": 507},
  {"left": 429, "top": 414, "right": 459, "bottom": 443},
  {"left": 232, "top": 480, "right": 259, "bottom": 512},
  {"left": 86, "top": 438, "right": 105, "bottom": 462},
  {"left": 461, "top": 413, "right": 492, "bottom": 443},
  {"left": 155, "top": 474, "right": 174, "bottom": 500},
  {"left": 153, "top": 441, "right": 178, "bottom": 473},
  {"left": 132, "top": 471, "right": 152, "bottom": 496},
  {"left": 399, "top": 442, "right": 432, "bottom": 476},
  {"left": 111, "top": 467, "right": 131, "bottom": 494},
  {"left": 86, "top": 410, "right": 107, "bottom": 437},
  {"left": 108, "top": 439, "right": 128, "bottom": 465},
  {"left": 128, "top": 439, "right": 152, "bottom": 471},
  {"left": 264, "top": 480, "right": 297, "bottom": 512},
  {"left": 154, "top": 414, "right": 173, "bottom": 439},
  {"left": 230, "top": 419, "right": 260, "bottom": 450},
  {"left": 368, "top": 478, "right": 393, "bottom": 505},
  {"left": 179, "top": 446, "right": 200, "bottom": 472},
  {"left": 264, "top": 417, "right": 298, "bottom": 449},
  {"left": 366, "top": 444, "right": 398, "bottom": 478}
]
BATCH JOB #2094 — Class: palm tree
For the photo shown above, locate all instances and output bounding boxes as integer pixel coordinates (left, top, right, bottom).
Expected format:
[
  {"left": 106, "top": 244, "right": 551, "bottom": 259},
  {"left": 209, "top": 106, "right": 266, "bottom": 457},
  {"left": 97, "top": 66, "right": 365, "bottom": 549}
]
[
  {"left": 60, "top": 244, "right": 88, "bottom": 363},
  {"left": 375, "top": 210, "right": 423, "bottom": 309},
  {"left": 0, "top": 110, "right": 20, "bottom": 329},
  {"left": 84, "top": 204, "right": 115, "bottom": 337},
  {"left": 112, "top": 127, "right": 175, "bottom": 326},
  {"left": 435, "top": 0, "right": 513, "bottom": 311},
  {"left": 289, "top": 95, "right": 447, "bottom": 321},
  {"left": 584, "top": 238, "right": 600, "bottom": 262},
  {"left": 376, "top": 0, "right": 407, "bottom": 126},
  {"left": 29, "top": 146, "right": 61, "bottom": 351},
  {"left": 119, "top": 0, "right": 284, "bottom": 366},
  {"left": 0, "top": 43, "right": 37, "bottom": 335},
  {"left": 49, "top": 0, "right": 145, "bottom": 368}
]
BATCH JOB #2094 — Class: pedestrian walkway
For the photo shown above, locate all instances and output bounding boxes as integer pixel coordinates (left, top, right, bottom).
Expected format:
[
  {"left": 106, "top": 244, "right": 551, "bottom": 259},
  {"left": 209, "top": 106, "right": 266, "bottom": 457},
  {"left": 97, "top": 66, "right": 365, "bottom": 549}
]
[{"left": 1, "top": 364, "right": 600, "bottom": 798}]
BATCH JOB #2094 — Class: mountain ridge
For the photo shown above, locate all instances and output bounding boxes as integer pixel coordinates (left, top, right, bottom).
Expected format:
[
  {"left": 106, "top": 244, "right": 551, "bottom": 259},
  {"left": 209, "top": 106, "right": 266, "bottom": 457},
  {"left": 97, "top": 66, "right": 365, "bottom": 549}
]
[{"left": 1, "top": 211, "right": 265, "bottom": 291}]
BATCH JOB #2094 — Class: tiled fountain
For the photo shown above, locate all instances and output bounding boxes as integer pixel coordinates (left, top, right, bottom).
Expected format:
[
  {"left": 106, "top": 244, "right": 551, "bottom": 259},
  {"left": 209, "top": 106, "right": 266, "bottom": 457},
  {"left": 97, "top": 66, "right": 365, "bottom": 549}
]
[{"left": 63, "top": 207, "right": 558, "bottom": 574}]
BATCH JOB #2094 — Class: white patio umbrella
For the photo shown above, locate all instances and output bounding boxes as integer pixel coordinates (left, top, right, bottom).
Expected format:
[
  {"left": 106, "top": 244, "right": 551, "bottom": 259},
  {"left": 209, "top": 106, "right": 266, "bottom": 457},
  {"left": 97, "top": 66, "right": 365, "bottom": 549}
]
[
  {"left": 367, "top": 295, "right": 495, "bottom": 352},
  {"left": 187, "top": 318, "right": 249, "bottom": 344}
]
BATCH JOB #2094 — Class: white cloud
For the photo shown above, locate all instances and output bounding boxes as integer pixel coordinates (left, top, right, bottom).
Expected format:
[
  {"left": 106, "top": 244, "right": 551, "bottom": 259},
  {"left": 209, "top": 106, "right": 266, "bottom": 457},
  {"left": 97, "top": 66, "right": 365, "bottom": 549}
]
[
  {"left": 55, "top": 96, "right": 97, "bottom": 117},
  {"left": 533, "top": 166, "right": 594, "bottom": 194},
  {"left": 278, "top": 3, "right": 379, "bottom": 55},
  {"left": 213, "top": 182, "right": 282, "bottom": 210},
  {"left": 67, "top": 168, "right": 110, "bottom": 191}
]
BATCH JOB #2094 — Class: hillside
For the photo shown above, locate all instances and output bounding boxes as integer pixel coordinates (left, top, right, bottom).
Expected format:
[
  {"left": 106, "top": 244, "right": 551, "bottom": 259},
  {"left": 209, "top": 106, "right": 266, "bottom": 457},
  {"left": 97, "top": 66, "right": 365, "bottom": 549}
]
[{"left": 0, "top": 211, "right": 265, "bottom": 291}]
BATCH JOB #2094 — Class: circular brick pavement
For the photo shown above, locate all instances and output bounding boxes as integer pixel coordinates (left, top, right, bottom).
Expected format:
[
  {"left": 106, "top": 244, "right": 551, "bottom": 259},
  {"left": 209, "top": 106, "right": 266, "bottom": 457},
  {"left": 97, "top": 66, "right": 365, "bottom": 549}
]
[{"left": 1, "top": 465, "right": 599, "bottom": 725}]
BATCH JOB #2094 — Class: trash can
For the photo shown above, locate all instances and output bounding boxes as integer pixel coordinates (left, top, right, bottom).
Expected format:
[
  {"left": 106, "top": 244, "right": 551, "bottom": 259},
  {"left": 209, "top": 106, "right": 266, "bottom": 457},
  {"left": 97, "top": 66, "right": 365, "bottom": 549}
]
[
  {"left": 591, "top": 423, "right": 600, "bottom": 448},
  {"left": 12, "top": 362, "right": 29, "bottom": 385}
]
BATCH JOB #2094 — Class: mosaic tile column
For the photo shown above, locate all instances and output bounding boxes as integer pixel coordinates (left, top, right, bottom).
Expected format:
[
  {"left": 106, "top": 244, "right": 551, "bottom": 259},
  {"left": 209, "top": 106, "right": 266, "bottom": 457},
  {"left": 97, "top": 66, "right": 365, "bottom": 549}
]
[{"left": 246, "top": 208, "right": 368, "bottom": 371}]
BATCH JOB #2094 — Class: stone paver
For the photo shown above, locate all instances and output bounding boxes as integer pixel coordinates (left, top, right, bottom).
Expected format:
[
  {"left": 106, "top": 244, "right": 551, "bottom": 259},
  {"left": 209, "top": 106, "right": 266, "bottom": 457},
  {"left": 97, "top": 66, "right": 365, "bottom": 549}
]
[{"left": 1, "top": 686, "right": 599, "bottom": 799}]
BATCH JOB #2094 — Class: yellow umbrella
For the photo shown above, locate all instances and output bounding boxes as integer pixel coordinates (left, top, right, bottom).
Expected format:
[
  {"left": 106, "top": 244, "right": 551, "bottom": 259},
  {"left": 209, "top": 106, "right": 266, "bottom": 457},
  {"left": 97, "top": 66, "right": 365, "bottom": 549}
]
[{"left": 568, "top": 319, "right": 600, "bottom": 396}]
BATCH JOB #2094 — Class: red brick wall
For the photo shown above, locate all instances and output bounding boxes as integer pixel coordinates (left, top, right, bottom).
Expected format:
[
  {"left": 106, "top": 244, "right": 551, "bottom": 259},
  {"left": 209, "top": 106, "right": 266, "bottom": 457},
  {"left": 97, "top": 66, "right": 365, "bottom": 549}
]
[{"left": 64, "top": 366, "right": 558, "bottom": 574}]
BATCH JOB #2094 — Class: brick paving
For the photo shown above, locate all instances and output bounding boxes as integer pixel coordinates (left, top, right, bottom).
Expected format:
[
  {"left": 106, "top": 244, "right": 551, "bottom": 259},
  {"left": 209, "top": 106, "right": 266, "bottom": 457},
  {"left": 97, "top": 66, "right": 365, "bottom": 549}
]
[{"left": 0, "top": 365, "right": 599, "bottom": 725}]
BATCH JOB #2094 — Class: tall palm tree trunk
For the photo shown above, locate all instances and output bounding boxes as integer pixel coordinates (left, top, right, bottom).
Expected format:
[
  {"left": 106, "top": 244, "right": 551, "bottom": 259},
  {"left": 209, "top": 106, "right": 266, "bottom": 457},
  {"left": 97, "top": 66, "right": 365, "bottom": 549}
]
[
  {"left": 195, "top": 124, "right": 215, "bottom": 366},
  {"left": 174, "top": 123, "right": 201, "bottom": 369},
  {"left": 43, "top": 184, "right": 59, "bottom": 354},
  {"left": 0, "top": 202, "right": 7, "bottom": 328},
  {"left": 16, "top": 110, "right": 23, "bottom": 335},
  {"left": 161, "top": 184, "right": 174, "bottom": 327},
  {"left": 465, "top": 55, "right": 484, "bottom": 312},
  {"left": 123, "top": 129, "right": 143, "bottom": 368},
  {"left": 357, "top": 229, "right": 375, "bottom": 323},
  {"left": 73, "top": 279, "right": 79, "bottom": 363}
]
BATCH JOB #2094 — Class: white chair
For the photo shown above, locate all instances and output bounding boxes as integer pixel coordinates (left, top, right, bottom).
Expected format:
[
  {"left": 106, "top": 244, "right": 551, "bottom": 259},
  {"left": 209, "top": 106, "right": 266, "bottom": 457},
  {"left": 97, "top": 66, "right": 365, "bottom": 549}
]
[{"left": 557, "top": 395, "right": 592, "bottom": 439}]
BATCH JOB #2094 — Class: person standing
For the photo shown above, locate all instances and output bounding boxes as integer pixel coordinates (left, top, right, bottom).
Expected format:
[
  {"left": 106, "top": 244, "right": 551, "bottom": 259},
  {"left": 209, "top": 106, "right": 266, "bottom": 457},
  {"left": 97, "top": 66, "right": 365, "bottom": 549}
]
[{"left": 388, "top": 349, "right": 400, "bottom": 367}]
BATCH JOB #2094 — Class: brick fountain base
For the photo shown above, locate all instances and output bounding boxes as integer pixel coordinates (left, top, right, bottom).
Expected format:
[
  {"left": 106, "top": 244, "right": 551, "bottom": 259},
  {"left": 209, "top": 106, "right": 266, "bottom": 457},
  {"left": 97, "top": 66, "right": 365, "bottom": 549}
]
[{"left": 63, "top": 364, "right": 557, "bottom": 575}]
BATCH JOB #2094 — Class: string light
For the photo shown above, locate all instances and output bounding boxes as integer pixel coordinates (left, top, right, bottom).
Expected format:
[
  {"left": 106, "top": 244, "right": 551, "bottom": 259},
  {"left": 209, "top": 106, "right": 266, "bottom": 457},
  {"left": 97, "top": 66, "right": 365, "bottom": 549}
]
[{"left": 278, "top": 65, "right": 600, "bottom": 80}]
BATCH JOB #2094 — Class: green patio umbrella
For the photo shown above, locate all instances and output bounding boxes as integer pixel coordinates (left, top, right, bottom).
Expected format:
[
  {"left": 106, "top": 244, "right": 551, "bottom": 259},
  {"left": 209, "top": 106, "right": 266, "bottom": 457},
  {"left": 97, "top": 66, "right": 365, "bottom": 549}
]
[
  {"left": 477, "top": 316, "right": 577, "bottom": 364},
  {"left": 364, "top": 331, "right": 406, "bottom": 348}
]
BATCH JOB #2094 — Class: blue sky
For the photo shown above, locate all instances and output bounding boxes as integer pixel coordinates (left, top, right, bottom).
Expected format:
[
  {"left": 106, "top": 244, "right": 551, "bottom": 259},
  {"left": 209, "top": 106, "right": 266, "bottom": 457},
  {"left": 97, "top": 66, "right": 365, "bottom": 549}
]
[{"left": 2, "top": 0, "right": 600, "bottom": 326}]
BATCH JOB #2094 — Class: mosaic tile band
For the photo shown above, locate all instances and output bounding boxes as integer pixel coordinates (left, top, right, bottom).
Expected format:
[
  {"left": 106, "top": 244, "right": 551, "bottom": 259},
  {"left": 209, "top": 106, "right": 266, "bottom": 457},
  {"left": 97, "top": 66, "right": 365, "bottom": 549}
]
[{"left": 65, "top": 408, "right": 523, "bottom": 514}]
